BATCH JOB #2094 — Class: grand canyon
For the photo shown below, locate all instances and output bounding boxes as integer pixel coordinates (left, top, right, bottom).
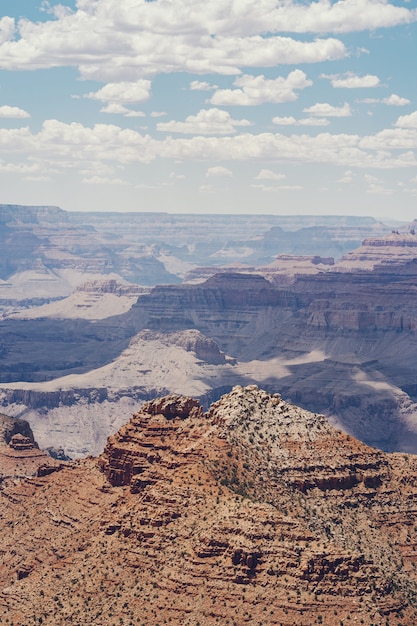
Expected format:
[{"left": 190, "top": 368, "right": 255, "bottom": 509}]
[
  {"left": 0, "top": 205, "right": 416, "bottom": 458},
  {"left": 2, "top": 205, "right": 417, "bottom": 623}
]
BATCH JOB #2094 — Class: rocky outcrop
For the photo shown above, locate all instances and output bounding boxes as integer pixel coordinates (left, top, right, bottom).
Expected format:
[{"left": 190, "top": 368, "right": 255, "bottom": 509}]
[
  {"left": 99, "top": 394, "right": 203, "bottom": 488},
  {"left": 1, "top": 387, "right": 417, "bottom": 625},
  {"left": 0, "top": 411, "right": 36, "bottom": 446},
  {"left": 334, "top": 231, "right": 417, "bottom": 271},
  {"left": 0, "top": 412, "right": 62, "bottom": 480},
  {"left": 75, "top": 278, "right": 145, "bottom": 296}
]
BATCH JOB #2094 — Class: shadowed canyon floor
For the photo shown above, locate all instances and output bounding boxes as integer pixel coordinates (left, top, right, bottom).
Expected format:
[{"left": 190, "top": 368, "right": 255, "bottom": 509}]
[{"left": 1, "top": 387, "right": 417, "bottom": 625}]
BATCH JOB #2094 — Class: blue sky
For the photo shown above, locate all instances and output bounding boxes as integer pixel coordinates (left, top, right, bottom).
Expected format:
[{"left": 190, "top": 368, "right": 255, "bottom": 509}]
[{"left": 0, "top": 0, "right": 416, "bottom": 219}]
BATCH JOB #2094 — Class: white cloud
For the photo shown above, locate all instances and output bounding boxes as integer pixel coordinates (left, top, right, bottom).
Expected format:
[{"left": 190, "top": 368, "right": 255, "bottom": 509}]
[
  {"left": 0, "top": 105, "right": 30, "bottom": 118},
  {"left": 272, "top": 116, "right": 298, "bottom": 125},
  {"left": 299, "top": 117, "right": 330, "bottom": 126},
  {"left": 303, "top": 102, "right": 352, "bottom": 117},
  {"left": 151, "top": 112, "right": 167, "bottom": 118},
  {"left": 157, "top": 108, "right": 251, "bottom": 135},
  {"left": 206, "top": 166, "right": 233, "bottom": 177},
  {"left": 40, "top": 1, "right": 73, "bottom": 19},
  {"left": 1, "top": 119, "right": 417, "bottom": 181},
  {"left": 394, "top": 111, "right": 417, "bottom": 128},
  {"left": 190, "top": 80, "right": 213, "bottom": 91},
  {"left": 366, "top": 183, "right": 394, "bottom": 195},
  {"left": 383, "top": 94, "right": 410, "bottom": 106},
  {"left": 252, "top": 183, "right": 302, "bottom": 192},
  {"left": 0, "top": 161, "right": 39, "bottom": 173},
  {"left": 323, "top": 72, "right": 380, "bottom": 88},
  {"left": 359, "top": 94, "right": 411, "bottom": 106},
  {"left": 254, "top": 169, "right": 286, "bottom": 181},
  {"left": 0, "top": 5, "right": 347, "bottom": 80},
  {"left": 87, "top": 80, "right": 151, "bottom": 104},
  {"left": 210, "top": 70, "right": 312, "bottom": 106},
  {"left": 0, "top": 17, "right": 15, "bottom": 44},
  {"left": 100, "top": 103, "right": 145, "bottom": 117},
  {"left": 272, "top": 115, "right": 329, "bottom": 126}
]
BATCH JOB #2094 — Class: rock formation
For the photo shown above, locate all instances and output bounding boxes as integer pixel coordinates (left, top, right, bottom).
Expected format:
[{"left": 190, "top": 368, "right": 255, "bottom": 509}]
[
  {"left": 0, "top": 412, "right": 61, "bottom": 480},
  {"left": 2, "top": 224, "right": 417, "bottom": 458},
  {"left": 1, "top": 387, "right": 417, "bottom": 625},
  {"left": 0, "top": 205, "right": 392, "bottom": 316}
]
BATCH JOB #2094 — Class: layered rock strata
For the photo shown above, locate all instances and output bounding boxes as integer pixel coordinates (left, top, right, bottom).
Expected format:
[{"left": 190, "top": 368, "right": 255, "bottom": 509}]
[{"left": 0, "top": 388, "right": 414, "bottom": 624}]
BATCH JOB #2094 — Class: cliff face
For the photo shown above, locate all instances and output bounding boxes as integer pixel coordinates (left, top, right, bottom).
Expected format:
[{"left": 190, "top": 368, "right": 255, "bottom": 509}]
[
  {"left": 2, "top": 230, "right": 417, "bottom": 457},
  {"left": 0, "top": 206, "right": 391, "bottom": 315},
  {"left": 1, "top": 387, "right": 417, "bottom": 625}
]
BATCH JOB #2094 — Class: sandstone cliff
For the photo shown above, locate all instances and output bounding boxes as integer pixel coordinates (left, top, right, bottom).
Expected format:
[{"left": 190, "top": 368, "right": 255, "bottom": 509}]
[{"left": 1, "top": 387, "right": 417, "bottom": 625}]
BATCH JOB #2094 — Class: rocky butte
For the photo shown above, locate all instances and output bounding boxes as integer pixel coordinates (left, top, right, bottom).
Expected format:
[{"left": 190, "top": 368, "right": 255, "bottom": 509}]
[{"left": 1, "top": 386, "right": 417, "bottom": 625}]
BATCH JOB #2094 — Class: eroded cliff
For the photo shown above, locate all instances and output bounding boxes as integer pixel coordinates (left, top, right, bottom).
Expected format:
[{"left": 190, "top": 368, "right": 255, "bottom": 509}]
[{"left": 1, "top": 387, "right": 417, "bottom": 625}]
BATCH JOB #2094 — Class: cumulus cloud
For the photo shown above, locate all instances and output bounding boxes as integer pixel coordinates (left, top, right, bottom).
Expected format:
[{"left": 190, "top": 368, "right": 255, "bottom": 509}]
[
  {"left": 0, "top": 17, "right": 15, "bottom": 44},
  {"left": 383, "top": 94, "right": 410, "bottom": 106},
  {"left": 254, "top": 169, "right": 286, "bottom": 180},
  {"left": 272, "top": 116, "right": 298, "bottom": 126},
  {"left": 322, "top": 72, "right": 381, "bottom": 88},
  {"left": 366, "top": 183, "right": 394, "bottom": 196},
  {"left": 299, "top": 117, "right": 330, "bottom": 126},
  {"left": 0, "top": 2, "right": 349, "bottom": 80},
  {"left": 360, "top": 94, "right": 411, "bottom": 106},
  {"left": 100, "top": 103, "right": 145, "bottom": 117},
  {"left": 40, "top": 1, "right": 73, "bottom": 19},
  {"left": 0, "top": 105, "right": 30, "bottom": 118},
  {"left": 210, "top": 70, "right": 312, "bottom": 106},
  {"left": 252, "top": 183, "right": 302, "bottom": 192},
  {"left": 86, "top": 81, "right": 151, "bottom": 104},
  {"left": 156, "top": 108, "right": 252, "bottom": 135},
  {"left": 303, "top": 102, "right": 352, "bottom": 117},
  {"left": 0, "top": 161, "right": 39, "bottom": 173},
  {"left": 272, "top": 115, "right": 329, "bottom": 126},
  {"left": 190, "top": 80, "right": 213, "bottom": 91},
  {"left": 1, "top": 119, "right": 417, "bottom": 180},
  {"left": 394, "top": 111, "right": 417, "bottom": 128},
  {"left": 206, "top": 166, "right": 233, "bottom": 177}
]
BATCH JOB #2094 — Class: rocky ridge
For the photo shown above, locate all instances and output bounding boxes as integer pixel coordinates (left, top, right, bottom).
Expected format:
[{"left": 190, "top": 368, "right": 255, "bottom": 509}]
[{"left": 1, "top": 386, "right": 417, "bottom": 625}]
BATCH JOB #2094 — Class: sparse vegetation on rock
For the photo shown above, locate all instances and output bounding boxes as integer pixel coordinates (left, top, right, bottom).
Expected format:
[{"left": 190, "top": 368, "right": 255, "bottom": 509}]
[{"left": 0, "top": 386, "right": 417, "bottom": 624}]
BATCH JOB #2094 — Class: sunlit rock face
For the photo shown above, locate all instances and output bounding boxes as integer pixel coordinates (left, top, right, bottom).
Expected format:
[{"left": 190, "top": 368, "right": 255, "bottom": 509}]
[{"left": 2, "top": 386, "right": 417, "bottom": 625}]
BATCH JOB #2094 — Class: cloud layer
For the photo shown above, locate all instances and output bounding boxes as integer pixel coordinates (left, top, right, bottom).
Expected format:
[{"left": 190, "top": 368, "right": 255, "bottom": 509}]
[{"left": 0, "top": 0, "right": 415, "bottom": 215}]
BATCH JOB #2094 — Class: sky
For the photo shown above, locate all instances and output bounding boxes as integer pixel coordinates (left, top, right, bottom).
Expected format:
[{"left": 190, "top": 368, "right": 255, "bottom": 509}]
[{"left": 0, "top": 0, "right": 416, "bottom": 219}]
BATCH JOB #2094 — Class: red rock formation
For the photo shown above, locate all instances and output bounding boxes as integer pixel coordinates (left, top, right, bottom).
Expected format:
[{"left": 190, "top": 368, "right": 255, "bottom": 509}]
[{"left": 1, "top": 388, "right": 417, "bottom": 624}]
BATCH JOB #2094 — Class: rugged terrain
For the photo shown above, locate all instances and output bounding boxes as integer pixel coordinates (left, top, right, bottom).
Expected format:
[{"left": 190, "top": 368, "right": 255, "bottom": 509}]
[
  {"left": 3, "top": 234, "right": 417, "bottom": 456},
  {"left": 1, "top": 386, "right": 417, "bottom": 625},
  {"left": 0, "top": 204, "right": 391, "bottom": 315},
  {"left": 1, "top": 206, "right": 417, "bottom": 458}
]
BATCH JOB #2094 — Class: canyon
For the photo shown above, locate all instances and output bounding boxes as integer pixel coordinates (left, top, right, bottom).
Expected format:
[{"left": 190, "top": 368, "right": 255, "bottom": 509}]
[{"left": 1, "top": 205, "right": 417, "bottom": 459}]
